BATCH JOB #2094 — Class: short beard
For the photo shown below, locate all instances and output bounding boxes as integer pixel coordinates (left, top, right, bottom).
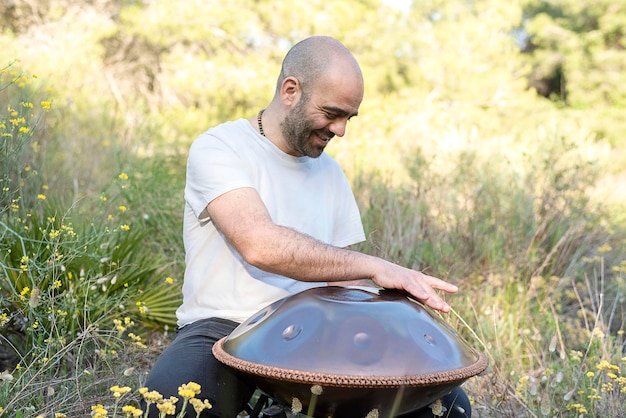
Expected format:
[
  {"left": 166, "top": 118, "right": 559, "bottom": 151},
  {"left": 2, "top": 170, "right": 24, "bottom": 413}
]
[{"left": 280, "top": 93, "right": 326, "bottom": 158}]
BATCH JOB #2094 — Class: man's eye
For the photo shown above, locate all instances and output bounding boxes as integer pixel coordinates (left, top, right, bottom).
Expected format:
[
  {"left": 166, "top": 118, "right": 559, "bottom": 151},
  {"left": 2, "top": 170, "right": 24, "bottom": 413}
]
[{"left": 325, "top": 113, "right": 337, "bottom": 119}]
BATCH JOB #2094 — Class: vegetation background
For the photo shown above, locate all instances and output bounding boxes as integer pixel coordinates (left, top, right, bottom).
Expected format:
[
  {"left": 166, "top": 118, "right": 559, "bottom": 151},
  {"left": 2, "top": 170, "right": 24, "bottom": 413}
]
[{"left": 1, "top": 0, "right": 625, "bottom": 416}]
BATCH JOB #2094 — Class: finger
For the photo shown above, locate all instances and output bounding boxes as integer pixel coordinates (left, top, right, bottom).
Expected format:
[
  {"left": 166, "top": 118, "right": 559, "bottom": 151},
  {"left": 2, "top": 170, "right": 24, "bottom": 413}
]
[
  {"left": 409, "top": 276, "right": 453, "bottom": 313},
  {"left": 421, "top": 274, "right": 459, "bottom": 293},
  {"left": 400, "top": 280, "right": 446, "bottom": 312}
]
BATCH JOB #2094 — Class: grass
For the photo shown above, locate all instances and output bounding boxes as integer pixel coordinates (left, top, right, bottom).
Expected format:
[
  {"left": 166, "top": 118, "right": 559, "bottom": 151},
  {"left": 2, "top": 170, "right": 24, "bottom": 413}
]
[{"left": 1, "top": 57, "right": 625, "bottom": 418}]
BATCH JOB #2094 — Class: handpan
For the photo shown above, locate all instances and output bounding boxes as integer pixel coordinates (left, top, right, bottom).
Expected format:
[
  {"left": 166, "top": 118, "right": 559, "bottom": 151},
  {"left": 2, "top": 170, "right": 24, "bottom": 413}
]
[{"left": 213, "top": 286, "right": 487, "bottom": 417}]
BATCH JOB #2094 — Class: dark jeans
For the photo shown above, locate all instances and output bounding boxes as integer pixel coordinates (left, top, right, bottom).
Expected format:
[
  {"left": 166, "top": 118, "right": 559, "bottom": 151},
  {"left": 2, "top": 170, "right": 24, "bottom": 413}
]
[
  {"left": 143, "top": 317, "right": 255, "bottom": 417},
  {"left": 143, "top": 317, "right": 471, "bottom": 418}
]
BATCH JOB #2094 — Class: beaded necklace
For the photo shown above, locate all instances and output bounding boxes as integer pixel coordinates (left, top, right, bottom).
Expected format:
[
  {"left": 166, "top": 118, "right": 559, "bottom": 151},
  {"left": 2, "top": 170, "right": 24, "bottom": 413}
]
[{"left": 257, "top": 109, "right": 266, "bottom": 136}]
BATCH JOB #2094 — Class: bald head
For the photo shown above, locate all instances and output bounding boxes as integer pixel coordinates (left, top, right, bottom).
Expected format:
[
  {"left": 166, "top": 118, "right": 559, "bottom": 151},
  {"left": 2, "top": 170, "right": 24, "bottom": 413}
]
[{"left": 276, "top": 36, "right": 363, "bottom": 96}]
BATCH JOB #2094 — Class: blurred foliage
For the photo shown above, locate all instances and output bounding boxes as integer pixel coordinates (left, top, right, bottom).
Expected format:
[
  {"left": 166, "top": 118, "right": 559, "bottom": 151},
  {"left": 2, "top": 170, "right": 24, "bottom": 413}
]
[{"left": 1, "top": 0, "right": 625, "bottom": 172}]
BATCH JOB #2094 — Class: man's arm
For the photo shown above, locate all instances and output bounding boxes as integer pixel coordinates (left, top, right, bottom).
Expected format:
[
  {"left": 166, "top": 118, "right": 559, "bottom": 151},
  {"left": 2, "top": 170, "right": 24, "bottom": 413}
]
[{"left": 207, "top": 187, "right": 457, "bottom": 312}]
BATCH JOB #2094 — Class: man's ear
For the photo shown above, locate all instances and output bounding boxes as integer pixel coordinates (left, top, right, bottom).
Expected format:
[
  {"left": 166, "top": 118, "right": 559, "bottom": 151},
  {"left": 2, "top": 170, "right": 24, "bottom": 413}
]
[{"left": 280, "top": 76, "right": 300, "bottom": 106}]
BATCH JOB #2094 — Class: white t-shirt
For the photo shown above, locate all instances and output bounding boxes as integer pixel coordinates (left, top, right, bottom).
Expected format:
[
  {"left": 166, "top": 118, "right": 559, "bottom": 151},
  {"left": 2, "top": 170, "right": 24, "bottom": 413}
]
[{"left": 176, "top": 119, "right": 366, "bottom": 326}]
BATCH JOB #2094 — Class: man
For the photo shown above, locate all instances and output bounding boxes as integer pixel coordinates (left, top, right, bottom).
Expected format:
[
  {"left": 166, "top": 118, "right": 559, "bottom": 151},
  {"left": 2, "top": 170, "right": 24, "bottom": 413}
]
[{"left": 144, "top": 36, "right": 470, "bottom": 417}]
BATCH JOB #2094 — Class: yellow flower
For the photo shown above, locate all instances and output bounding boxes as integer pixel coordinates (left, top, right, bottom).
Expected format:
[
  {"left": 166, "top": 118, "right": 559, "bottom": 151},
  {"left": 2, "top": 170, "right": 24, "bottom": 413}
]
[
  {"left": 177, "top": 381, "right": 201, "bottom": 400},
  {"left": 156, "top": 401, "right": 176, "bottom": 415},
  {"left": 586, "top": 371, "right": 595, "bottom": 378},
  {"left": 136, "top": 302, "right": 149, "bottom": 314},
  {"left": 178, "top": 387, "right": 196, "bottom": 399},
  {"left": 110, "top": 385, "right": 132, "bottom": 397},
  {"left": 165, "top": 276, "right": 174, "bottom": 284},
  {"left": 19, "top": 127, "right": 29, "bottom": 134},
  {"left": 37, "top": 194, "right": 46, "bottom": 200},
  {"left": 118, "top": 205, "right": 127, "bottom": 212},
  {"left": 118, "top": 172, "right": 129, "bottom": 180},
  {"left": 591, "top": 328, "right": 605, "bottom": 339},
  {"left": 141, "top": 389, "right": 163, "bottom": 403},
  {"left": 121, "top": 405, "right": 142, "bottom": 417},
  {"left": 40, "top": 101, "right": 51, "bottom": 111},
  {"left": 55, "top": 414, "right": 67, "bottom": 418},
  {"left": 189, "top": 398, "right": 212, "bottom": 413},
  {"left": 90, "top": 404, "right": 108, "bottom": 417},
  {"left": 596, "top": 360, "right": 614, "bottom": 371},
  {"left": 121, "top": 224, "right": 130, "bottom": 231},
  {"left": 569, "top": 350, "right": 583, "bottom": 362},
  {"left": 0, "top": 313, "right": 9, "bottom": 327}
]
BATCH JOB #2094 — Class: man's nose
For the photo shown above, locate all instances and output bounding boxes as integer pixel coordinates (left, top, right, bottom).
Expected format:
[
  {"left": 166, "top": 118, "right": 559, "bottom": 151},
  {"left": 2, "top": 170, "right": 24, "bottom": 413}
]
[{"left": 328, "top": 119, "right": 348, "bottom": 137}]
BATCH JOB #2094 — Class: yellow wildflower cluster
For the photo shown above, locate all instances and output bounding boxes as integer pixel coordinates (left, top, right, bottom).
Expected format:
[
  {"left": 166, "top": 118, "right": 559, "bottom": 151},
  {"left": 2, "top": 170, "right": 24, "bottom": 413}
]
[
  {"left": 127, "top": 332, "right": 147, "bottom": 349},
  {"left": 567, "top": 403, "right": 589, "bottom": 414},
  {"left": 178, "top": 382, "right": 201, "bottom": 399},
  {"left": 91, "top": 404, "right": 108, "bottom": 418},
  {"left": 596, "top": 360, "right": 620, "bottom": 373},
  {"left": 113, "top": 318, "right": 129, "bottom": 333},
  {"left": 110, "top": 385, "right": 132, "bottom": 398},
  {"left": 570, "top": 350, "right": 583, "bottom": 362},
  {"left": 156, "top": 398, "right": 177, "bottom": 415},
  {"left": 122, "top": 405, "right": 142, "bottom": 417},
  {"left": 136, "top": 301, "right": 149, "bottom": 314},
  {"left": 189, "top": 398, "right": 212, "bottom": 414},
  {"left": 515, "top": 375, "right": 530, "bottom": 397},
  {"left": 586, "top": 387, "right": 602, "bottom": 401},
  {"left": 0, "top": 313, "right": 9, "bottom": 327},
  {"left": 118, "top": 172, "right": 129, "bottom": 189},
  {"left": 20, "top": 255, "right": 28, "bottom": 271},
  {"left": 139, "top": 384, "right": 212, "bottom": 417},
  {"left": 139, "top": 387, "right": 162, "bottom": 403}
]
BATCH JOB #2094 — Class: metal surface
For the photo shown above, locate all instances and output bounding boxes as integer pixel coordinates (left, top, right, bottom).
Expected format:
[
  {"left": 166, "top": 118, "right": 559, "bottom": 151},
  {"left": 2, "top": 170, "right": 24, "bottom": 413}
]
[{"left": 214, "top": 286, "right": 487, "bottom": 417}]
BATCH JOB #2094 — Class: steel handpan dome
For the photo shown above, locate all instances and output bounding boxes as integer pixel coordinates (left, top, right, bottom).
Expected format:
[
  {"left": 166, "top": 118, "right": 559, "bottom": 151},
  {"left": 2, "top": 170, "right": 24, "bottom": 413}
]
[{"left": 213, "top": 286, "right": 487, "bottom": 417}]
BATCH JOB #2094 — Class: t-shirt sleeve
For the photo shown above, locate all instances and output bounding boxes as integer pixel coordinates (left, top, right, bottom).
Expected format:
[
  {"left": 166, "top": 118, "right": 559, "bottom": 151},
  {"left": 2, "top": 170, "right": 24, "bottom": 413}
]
[
  {"left": 184, "top": 130, "right": 253, "bottom": 221},
  {"left": 331, "top": 168, "right": 366, "bottom": 248}
]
